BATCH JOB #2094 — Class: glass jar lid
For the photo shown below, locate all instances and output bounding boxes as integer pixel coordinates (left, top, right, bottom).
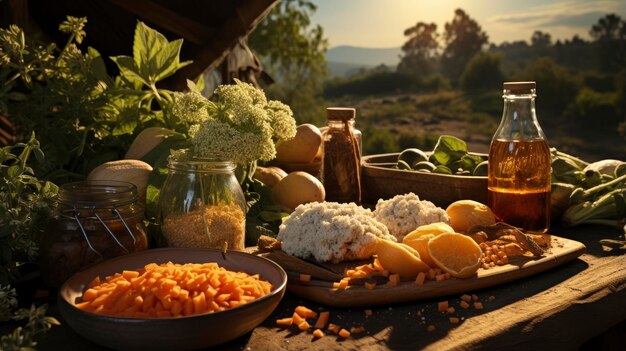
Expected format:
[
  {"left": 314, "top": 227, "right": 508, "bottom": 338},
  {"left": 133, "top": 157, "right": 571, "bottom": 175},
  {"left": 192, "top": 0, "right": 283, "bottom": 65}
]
[
  {"left": 327, "top": 107, "right": 356, "bottom": 121},
  {"left": 166, "top": 157, "right": 236, "bottom": 173},
  {"left": 58, "top": 180, "right": 138, "bottom": 208}
]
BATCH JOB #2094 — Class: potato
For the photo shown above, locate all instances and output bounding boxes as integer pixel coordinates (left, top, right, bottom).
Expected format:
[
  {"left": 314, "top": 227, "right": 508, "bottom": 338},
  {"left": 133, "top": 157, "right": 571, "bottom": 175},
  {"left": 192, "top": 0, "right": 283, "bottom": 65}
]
[
  {"left": 272, "top": 171, "right": 325, "bottom": 210},
  {"left": 253, "top": 166, "right": 287, "bottom": 188},
  {"left": 275, "top": 124, "right": 322, "bottom": 163}
]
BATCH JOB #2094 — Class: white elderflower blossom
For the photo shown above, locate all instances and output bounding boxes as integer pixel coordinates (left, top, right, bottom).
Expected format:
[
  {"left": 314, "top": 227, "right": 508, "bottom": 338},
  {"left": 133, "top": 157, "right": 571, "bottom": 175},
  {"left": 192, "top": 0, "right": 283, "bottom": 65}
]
[
  {"left": 169, "top": 91, "right": 213, "bottom": 128},
  {"left": 265, "top": 100, "right": 297, "bottom": 143},
  {"left": 170, "top": 79, "right": 296, "bottom": 164},
  {"left": 190, "top": 119, "right": 275, "bottom": 163}
]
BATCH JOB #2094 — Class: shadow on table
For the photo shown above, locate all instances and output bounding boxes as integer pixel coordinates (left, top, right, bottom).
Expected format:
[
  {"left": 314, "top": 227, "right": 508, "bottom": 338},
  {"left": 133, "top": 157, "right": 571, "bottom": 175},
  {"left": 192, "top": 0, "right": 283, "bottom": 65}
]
[
  {"left": 553, "top": 224, "right": 625, "bottom": 258},
  {"left": 240, "top": 256, "right": 589, "bottom": 351}
]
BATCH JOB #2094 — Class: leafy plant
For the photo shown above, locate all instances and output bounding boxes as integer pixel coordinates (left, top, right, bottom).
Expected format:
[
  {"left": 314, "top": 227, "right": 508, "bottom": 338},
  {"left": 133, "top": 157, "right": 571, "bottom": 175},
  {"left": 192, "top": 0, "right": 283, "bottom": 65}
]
[
  {"left": 0, "top": 133, "right": 58, "bottom": 284},
  {"left": 0, "top": 135, "right": 59, "bottom": 350},
  {"left": 0, "top": 17, "right": 192, "bottom": 183},
  {"left": 0, "top": 285, "right": 60, "bottom": 351}
]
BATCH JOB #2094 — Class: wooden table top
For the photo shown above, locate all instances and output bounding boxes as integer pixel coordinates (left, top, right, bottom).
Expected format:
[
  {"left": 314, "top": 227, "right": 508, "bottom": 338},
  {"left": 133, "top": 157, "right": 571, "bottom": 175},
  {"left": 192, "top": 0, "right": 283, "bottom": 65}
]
[{"left": 19, "top": 224, "right": 626, "bottom": 350}]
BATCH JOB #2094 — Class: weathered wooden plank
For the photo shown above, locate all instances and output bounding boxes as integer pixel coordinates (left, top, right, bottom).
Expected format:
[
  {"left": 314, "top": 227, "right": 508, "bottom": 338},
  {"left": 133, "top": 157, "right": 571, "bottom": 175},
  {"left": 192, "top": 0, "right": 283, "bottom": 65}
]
[{"left": 424, "top": 253, "right": 626, "bottom": 350}]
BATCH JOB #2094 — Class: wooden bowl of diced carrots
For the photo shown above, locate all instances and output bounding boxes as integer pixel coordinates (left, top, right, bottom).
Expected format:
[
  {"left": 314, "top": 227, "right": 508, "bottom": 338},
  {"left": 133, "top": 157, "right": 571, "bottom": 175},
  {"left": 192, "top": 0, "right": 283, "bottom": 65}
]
[{"left": 58, "top": 248, "right": 287, "bottom": 351}]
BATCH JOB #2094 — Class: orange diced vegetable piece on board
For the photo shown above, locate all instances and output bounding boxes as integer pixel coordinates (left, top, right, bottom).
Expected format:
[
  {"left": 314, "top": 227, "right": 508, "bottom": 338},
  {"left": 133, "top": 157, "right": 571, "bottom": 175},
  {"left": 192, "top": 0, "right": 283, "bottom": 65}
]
[
  {"left": 313, "top": 329, "right": 325, "bottom": 339},
  {"left": 298, "top": 321, "right": 310, "bottom": 331},
  {"left": 350, "top": 326, "right": 365, "bottom": 334},
  {"left": 292, "top": 312, "right": 306, "bottom": 325},
  {"left": 314, "top": 311, "right": 330, "bottom": 329},
  {"left": 299, "top": 274, "right": 311, "bottom": 282},
  {"left": 437, "top": 301, "right": 448, "bottom": 312},
  {"left": 338, "top": 329, "right": 351, "bottom": 338},
  {"left": 276, "top": 317, "right": 293, "bottom": 327},
  {"left": 364, "top": 282, "right": 376, "bottom": 290},
  {"left": 415, "top": 272, "right": 426, "bottom": 285},
  {"left": 295, "top": 306, "right": 318, "bottom": 319},
  {"left": 328, "top": 323, "right": 340, "bottom": 334}
]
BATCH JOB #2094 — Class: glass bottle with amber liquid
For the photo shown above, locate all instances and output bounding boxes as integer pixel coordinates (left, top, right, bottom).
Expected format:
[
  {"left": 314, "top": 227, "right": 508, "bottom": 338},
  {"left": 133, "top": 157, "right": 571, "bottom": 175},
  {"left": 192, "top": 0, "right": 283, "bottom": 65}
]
[{"left": 488, "top": 82, "right": 551, "bottom": 232}]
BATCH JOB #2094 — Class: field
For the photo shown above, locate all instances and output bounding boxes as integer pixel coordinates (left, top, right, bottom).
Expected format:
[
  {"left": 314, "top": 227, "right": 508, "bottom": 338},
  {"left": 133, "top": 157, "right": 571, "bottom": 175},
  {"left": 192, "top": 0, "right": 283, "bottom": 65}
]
[{"left": 329, "top": 91, "right": 626, "bottom": 162}]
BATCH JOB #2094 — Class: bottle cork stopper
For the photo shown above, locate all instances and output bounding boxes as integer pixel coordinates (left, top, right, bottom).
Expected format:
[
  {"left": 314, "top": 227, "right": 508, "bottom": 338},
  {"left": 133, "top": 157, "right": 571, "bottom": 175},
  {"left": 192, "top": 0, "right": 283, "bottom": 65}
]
[
  {"left": 327, "top": 107, "right": 356, "bottom": 121},
  {"left": 503, "top": 81, "right": 536, "bottom": 93}
]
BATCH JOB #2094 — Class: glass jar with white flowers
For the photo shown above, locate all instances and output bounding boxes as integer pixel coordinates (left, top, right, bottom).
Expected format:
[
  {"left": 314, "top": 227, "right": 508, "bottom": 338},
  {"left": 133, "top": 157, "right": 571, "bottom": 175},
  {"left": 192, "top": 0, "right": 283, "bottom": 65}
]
[{"left": 158, "top": 80, "right": 297, "bottom": 250}]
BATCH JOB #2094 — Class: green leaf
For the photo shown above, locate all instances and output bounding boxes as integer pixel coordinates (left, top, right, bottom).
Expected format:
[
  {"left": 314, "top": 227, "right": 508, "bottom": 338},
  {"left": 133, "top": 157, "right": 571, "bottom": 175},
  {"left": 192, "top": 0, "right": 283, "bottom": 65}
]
[
  {"left": 86, "top": 47, "right": 113, "bottom": 86},
  {"left": 110, "top": 55, "right": 149, "bottom": 87},
  {"left": 6, "top": 165, "right": 21, "bottom": 178},
  {"left": 432, "top": 135, "right": 467, "bottom": 165},
  {"left": 131, "top": 22, "right": 192, "bottom": 85}
]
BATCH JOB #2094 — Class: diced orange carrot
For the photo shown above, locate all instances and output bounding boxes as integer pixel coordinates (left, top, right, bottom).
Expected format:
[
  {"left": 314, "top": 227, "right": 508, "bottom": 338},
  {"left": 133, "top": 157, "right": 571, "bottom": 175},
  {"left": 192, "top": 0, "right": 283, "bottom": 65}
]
[
  {"left": 449, "top": 317, "right": 460, "bottom": 324},
  {"left": 295, "top": 306, "right": 318, "bottom": 319},
  {"left": 82, "top": 288, "right": 99, "bottom": 301},
  {"left": 472, "top": 294, "right": 479, "bottom": 301},
  {"left": 389, "top": 274, "right": 400, "bottom": 285},
  {"left": 415, "top": 272, "right": 426, "bottom": 285},
  {"left": 77, "top": 262, "right": 273, "bottom": 318},
  {"left": 314, "top": 311, "right": 330, "bottom": 329},
  {"left": 292, "top": 312, "right": 306, "bottom": 325},
  {"left": 339, "top": 279, "right": 349, "bottom": 289},
  {"left": 122, "top": 270, "right": 140, "bottom": 280},
  {"left": 364, "top": 309, "right": 373, "bottom": 316},
  {"left": 299, "top": 274, "right": 311, "bottom": 282},
  {"left": 427, "top": 269, "right": 436, "bottom": 280},
  {"left": 313, "top": 329, "right": 325, "bottom": 339},
  {"left": 364, "top": 282, "right": 376, "bottom": 290},
  {"left": 435, "top": 274, "right": 446, "bottom": 281},
  {"left": 87, "top": 276, "right": 101, "bottom": 289},
  {"left": 460, "top": 300, "right": 470, "bottom": 309},
  {"left": 437, "top": 301, "right": 448, "bottom": 312},
  {"left": 350, "top": 326, "right": 365, "bottom": 334},
  {"left": 447, "top": 307, "right": 455, "bottom": 314},
  {"left": 474, "top": 302, "right": 484, "bottom": 310},
  {"left": 332, "top": 282, "right": 341, "bottom": 289},
  {"left": 276, "top": 317, "right": 293, "bottom": 327},
  {"left": 427, "top": 325, "right": 436, "bottom": 332},
  {"left": 297, "top": 321, "right": 310, "bottom": 331},
  {"left": 460, "top": 294, "right": 472, "bottom": 302},
  {"left": 327, "top": 323, "right": 341, "bottom": 334},
  {"left": 338, "top": 329, "right": 351, "bottom": 338}
]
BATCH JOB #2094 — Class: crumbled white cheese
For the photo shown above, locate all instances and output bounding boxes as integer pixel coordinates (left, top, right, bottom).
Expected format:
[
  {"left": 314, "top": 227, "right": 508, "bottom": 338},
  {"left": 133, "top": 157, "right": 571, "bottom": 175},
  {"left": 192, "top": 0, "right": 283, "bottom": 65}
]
[
  {"left": 277, "top": 202, "right": 396, "bottom": 263},
  {"left": 374, "top": 193, "right": 449, "bottom": 241}
]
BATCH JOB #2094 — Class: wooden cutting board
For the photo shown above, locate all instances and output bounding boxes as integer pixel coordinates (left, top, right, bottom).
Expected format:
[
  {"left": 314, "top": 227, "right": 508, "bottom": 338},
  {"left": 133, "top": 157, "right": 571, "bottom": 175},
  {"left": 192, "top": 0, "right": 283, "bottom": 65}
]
[{"left": 264, "top": 235, "right": 585, "bottom": 308}]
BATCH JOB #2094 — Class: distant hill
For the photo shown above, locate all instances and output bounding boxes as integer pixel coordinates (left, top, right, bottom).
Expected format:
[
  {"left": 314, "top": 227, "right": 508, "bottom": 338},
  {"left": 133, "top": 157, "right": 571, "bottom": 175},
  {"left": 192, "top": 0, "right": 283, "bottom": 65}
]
[
  {"left": 327, "top": 61, "right": 373, "bottom": 78},
  {"left": 326, "top": 45, "right": 401, "bottom": 68}
]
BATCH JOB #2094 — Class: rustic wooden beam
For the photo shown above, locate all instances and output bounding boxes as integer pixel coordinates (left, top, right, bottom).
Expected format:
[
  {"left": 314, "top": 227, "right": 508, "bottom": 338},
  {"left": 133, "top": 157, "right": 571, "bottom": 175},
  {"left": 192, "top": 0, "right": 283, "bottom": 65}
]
[
  {"left": 107, "top": 0, "right": 214, "bottom": 45},
  {"left": 173, "top": 0, "right": 278, "bottom": 86}
]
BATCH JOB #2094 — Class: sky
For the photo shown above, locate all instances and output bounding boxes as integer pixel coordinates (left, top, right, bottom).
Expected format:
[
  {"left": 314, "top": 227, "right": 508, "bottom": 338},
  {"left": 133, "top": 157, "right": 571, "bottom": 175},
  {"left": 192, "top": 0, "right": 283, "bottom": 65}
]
[{"left": 310, "top": 0, "right": 626, "bottom": 48}]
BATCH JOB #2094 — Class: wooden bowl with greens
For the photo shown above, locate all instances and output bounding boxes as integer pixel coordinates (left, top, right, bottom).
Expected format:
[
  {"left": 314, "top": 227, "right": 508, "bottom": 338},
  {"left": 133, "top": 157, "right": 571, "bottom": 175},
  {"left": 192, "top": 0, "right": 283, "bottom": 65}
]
[{"left": 361, "top": 136, "right": 488, "bottom": 207}]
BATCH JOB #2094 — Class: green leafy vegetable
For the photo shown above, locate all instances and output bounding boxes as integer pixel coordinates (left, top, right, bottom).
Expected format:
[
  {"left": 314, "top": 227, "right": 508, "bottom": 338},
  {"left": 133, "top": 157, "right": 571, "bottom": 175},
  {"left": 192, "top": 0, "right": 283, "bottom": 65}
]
[{"left": 432, "top": 135, "right": 468, "bottom": 165}]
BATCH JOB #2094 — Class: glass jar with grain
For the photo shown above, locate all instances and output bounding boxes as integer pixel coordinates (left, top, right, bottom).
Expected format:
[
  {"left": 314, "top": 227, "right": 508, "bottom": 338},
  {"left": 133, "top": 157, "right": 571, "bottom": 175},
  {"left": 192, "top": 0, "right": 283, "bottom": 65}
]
[
  {"left": 40, "top": 181, "right": 148, "bottom": 287},
  {"left": 158, "top": 158, "right": 246, "bottom": 250}
]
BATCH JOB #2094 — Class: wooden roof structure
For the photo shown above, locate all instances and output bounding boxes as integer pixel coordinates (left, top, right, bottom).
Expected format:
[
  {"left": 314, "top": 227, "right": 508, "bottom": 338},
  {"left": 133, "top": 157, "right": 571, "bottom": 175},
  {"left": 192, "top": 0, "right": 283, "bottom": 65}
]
[
  {"left": 1, "top": 0, "right": 278, "bottom": 90},
  {"left": 0, "top": 0, "right": 279, "bottom": 145}
]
